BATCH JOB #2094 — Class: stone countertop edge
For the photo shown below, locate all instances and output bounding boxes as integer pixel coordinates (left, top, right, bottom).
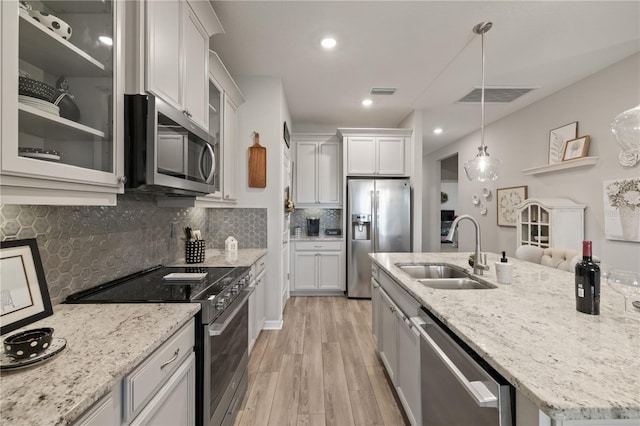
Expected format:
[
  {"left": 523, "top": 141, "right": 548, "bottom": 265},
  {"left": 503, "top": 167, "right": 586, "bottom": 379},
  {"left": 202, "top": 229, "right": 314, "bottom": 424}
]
[
  {"left": 170, "top": 248, "right": 268, "bottom": 268},
  {"left": 369, "top": 252, "right": 640, "bottom": 422},
  {"left": 0, "top": 303, "right": 200, "bottom": 426},
  {"left": 290, "top": 236, "right": 344, "bottom": 241}
]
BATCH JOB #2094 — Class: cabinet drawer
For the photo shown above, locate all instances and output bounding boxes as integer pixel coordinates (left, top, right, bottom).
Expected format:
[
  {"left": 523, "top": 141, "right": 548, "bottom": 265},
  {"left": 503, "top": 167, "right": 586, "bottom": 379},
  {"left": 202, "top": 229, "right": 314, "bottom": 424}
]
[
  {"left": 254, "top": 255, "right": 267, "bottom": 276},
  {"left": 124, "top": 321, "right": 194, "bottom": 422},
  {"left": 295, "top": 241, "right": 342, "bottom": 251},
  {"left": 371, "top": 263, "right": 379, "bottom": 281}
]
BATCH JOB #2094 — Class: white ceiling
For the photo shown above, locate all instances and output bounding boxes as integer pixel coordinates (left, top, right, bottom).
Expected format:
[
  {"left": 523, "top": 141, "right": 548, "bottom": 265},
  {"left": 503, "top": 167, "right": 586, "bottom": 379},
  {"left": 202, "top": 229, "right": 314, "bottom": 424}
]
[{"left": 209, "top": 1, "right": 640, "bottom": 153}]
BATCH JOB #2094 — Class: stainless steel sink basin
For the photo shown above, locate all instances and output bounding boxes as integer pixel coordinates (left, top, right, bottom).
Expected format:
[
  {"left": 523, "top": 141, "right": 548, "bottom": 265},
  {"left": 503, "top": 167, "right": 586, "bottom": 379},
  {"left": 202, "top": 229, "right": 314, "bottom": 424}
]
[
  {"left": 397, "top": 264, "right": 468, "bottom": 279},
  {"left": 418, "top": 278, "right": 496, "bottom": 290}
]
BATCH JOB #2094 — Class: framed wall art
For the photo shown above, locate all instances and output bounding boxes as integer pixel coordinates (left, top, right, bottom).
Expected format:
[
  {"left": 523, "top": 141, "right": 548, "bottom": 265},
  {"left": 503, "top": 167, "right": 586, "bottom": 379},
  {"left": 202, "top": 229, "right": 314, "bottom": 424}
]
[
  {"left": 562, "top": 136, "right": 590, "bottom": 161},
  {"left": 0, "top": 239, "right": 53, "bottom": 335},
  {"left": 497, "top": 185, "right": 528, "bottom": 227},
  {"left": 549, "top": 121, "right": 577, "bottom": 164}
]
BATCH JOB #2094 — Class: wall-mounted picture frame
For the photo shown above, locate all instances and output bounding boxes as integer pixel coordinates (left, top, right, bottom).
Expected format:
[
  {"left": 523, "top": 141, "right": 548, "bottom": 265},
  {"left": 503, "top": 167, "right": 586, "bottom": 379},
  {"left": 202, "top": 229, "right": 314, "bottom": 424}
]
[
  {"left": 562, "top": 136, "right": 590, "bottom": 161},
  {"left": 497, "top": 185, "right": 528, "bottom": 227},
  {"left": 283, "top": 121, "right": 290, "bottom": 149},
  {"left": 1, "top": 239, "right": 53, "bottom": 335},
  {"left": 549, "top": 121, "right": 577, "bottom": 164}
]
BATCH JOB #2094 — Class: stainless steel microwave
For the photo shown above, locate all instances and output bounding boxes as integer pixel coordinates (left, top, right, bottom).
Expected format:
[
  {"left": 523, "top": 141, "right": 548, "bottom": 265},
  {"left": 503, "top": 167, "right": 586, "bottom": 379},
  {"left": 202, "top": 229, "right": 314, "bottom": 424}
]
[{"left": 124, "top": 94, "right": 219, "bottom": 196}]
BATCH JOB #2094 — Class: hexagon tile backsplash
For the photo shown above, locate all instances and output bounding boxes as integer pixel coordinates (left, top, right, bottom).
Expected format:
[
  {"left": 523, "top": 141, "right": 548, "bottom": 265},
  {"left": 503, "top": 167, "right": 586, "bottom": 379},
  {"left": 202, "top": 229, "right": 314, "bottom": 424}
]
[{"left": 0, "top": 195, "right": 267, "bottom": 305}]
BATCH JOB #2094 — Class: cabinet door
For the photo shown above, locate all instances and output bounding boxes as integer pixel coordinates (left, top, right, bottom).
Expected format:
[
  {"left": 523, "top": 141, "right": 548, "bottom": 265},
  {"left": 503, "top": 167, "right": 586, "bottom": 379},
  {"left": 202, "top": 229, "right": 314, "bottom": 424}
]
[
  {"left": 371, "top": 279, "right": 381, "bottom": 347},
  {"left": 318, "top": 141, "right": 341, "bottom": 204},
  {"left": 146, "top": 0, "right": 182, "bottom": 110},
  {"left": 293, "top": 252, "right": 318, "bottom": 290},
  {"left": 222, "top": 95, "right": 238, "bottom": 200},
  {"left": 377, "top": 137, "right": 405, "bottom": 175},
  {"left": 183, "top": 4, "right": 209, "bottom": 130},
  {"left": 347, "top": 137, "right": 376, "bottom": 175},
  {"left": 396, "top": 313, "right": 421, "bottom": 426},
  {"left": 317, "top": 251, "right": 343, "bottom": 290},
  {"left": 248, "top": 286, "right": 256, "bottom": 353},
  {"left": 256, "top": 270, "right": 266, "bottom": 332},
  {"left": 295, "top": 141, "right": 318, "bottom": 203},
  {"left": 378, "top": 288, "right": 397, "bottom": 384},
  {"left": 130, "top": 353, "right": 195, "bottom": 426}
]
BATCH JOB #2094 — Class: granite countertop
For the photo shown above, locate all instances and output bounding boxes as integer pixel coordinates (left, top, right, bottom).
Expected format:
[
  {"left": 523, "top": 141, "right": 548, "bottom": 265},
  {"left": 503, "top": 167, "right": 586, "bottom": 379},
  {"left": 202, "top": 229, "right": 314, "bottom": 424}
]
[
  {"left": 0, "top": 303, "right": 200, "bottom": 426},
  {"left": 370, "top": 252, "right": 640, "bottom": 421},
  {"left": 290, "top": 235, "right": 344, "bottom": 241},
  {"left": 170, "top": 248, "right": 267, "bottom": 268}
]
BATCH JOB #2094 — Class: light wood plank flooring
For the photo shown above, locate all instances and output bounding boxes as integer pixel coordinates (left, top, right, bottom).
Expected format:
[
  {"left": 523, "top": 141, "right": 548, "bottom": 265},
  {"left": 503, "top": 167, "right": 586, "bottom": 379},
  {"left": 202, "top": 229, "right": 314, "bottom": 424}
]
[{"left": 235, "top": 296, "right": 407, "bottom": 426}]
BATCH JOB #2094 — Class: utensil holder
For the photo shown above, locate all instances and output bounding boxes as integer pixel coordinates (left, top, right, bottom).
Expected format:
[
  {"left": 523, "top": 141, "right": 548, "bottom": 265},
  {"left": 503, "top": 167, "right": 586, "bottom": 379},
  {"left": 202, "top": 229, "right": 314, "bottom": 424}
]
[{"left": 185, "top": 240, "right": 205, "bottom": 264}]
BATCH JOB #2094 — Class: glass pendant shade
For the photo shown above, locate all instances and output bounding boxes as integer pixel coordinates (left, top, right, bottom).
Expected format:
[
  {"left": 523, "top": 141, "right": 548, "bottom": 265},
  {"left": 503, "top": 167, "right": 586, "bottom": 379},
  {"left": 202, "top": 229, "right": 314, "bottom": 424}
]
[
  {"left": 464, "top": 21, "right": 501, "bottom": 182},
  {"left": 464, "top": 145, "right": 501, "bottom": 181},
  {"left": 611, "top": 104, "right": 640, "bottom": 167}
]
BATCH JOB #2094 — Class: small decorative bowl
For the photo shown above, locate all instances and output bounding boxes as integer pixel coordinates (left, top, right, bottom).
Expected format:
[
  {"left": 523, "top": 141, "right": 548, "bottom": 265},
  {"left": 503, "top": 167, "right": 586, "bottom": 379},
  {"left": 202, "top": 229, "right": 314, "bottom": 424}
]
[
  {"left": 3, "top": 327, "right": 54, "bottom": 360},
  {"left": 28, "top": 10, "right": 72, "bottom": 40}
]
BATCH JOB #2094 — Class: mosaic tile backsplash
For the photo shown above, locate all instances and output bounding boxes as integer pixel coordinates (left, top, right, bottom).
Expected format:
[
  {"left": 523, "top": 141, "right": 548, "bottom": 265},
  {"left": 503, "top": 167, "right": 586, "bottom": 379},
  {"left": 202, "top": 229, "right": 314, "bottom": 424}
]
[
  {"left": 290, "top": 209, "right": 342, "bottom": 235},
  {"left": 0, "top": 195, "right": 267, "bottom": 305}
]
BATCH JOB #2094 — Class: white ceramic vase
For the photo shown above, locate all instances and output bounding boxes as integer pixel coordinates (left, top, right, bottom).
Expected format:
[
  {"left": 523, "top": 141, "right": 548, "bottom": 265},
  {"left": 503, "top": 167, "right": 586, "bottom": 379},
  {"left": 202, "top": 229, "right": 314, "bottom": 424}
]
[{"left": 619, "top": 205, "right": 640, "bottom": 241}]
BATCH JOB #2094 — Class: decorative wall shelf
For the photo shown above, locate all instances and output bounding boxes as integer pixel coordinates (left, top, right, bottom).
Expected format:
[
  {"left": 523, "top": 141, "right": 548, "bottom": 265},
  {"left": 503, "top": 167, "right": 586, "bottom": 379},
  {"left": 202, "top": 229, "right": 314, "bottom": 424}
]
[{"left": 521, "top": 156, "right": 599, "bottom": 175}]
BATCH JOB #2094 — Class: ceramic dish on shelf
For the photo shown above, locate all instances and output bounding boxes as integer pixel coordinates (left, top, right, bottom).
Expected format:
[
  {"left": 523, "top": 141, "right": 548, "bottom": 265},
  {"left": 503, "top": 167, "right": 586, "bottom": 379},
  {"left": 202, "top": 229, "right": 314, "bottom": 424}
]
[
  {"left": 472, "top": 194, "right": 480, "bottom": 205},
  {"left": 19, "top": 147, "right": 62, "bottom": 162},
  {"left": 0, "top": 338, "right": 66, "bottom": 370}
]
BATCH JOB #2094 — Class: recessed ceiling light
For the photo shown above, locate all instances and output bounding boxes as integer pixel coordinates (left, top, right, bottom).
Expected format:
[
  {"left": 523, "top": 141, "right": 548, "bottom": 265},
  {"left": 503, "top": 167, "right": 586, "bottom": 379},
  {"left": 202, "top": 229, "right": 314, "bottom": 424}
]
[
  {"left": 98, "top": 35, "right": 113, "bottom": 46},
  {"left": 433, "top": 128, "right": 443, "bottom": 135},
  {"left": 321, "top": 37, "right": 337, "bottom": 49},
  {"left": 362, "top": 99, "right": 373, "bottom": 107}
]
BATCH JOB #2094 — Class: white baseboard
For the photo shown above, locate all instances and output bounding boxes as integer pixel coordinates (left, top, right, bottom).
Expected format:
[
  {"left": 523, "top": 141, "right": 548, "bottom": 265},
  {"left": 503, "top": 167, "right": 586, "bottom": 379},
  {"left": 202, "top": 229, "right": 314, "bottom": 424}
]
[{"left": 263, "top": 320, "right": 283, "bottom": 330}]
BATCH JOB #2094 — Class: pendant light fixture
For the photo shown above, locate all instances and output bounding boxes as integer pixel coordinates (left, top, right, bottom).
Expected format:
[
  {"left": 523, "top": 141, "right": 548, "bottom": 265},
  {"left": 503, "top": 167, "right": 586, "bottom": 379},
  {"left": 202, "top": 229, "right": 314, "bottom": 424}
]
[{"left": 464, "top": 21, "right": 501, "bottom": 182}]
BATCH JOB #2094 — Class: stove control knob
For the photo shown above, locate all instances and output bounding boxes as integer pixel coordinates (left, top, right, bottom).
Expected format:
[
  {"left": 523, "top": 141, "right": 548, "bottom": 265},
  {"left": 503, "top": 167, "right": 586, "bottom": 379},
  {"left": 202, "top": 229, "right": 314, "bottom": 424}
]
[
  {"left": 230, "top": 285, "right": 240, "bottom": 294},
  {"left": 215, "top": 298, "right": 226, "bottom": 310}
]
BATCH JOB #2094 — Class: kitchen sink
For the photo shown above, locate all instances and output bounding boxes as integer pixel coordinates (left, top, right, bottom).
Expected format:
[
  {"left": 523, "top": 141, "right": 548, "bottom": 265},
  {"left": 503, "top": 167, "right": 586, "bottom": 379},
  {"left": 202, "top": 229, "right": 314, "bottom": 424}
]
[
  {"left": 418, "top": 278, "right": 496, "bottom": 290},
  {"left": 397, "top": 264, "right": 469, "bottom": 279}
]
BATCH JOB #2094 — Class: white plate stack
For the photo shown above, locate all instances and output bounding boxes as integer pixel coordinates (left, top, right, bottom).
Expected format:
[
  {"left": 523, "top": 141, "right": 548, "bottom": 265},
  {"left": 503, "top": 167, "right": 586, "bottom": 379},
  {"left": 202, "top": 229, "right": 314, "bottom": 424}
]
[{"left": 19, "top": 95, "right": 60, "bottom": 116}]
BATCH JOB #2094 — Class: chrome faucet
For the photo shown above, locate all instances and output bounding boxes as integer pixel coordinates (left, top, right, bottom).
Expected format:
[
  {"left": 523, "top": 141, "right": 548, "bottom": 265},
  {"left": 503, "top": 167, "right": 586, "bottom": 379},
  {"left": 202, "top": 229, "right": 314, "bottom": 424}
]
[{"left": 446, "top": 214, "right": 489, "bottom": 275}]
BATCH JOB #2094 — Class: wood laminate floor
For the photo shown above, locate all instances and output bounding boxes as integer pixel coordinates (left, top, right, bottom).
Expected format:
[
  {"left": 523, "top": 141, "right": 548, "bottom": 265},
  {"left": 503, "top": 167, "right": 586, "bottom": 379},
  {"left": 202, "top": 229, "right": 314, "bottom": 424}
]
[{"left": 234, "top": 296, "right": 408, "bottom": 426}]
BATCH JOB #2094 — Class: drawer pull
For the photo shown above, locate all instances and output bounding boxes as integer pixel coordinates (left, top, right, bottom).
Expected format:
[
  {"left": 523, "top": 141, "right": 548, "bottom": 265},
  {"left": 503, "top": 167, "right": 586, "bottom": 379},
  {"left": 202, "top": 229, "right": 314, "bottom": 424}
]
[{"left": 160, "top": 348, "right": 180, "bottom": 370}]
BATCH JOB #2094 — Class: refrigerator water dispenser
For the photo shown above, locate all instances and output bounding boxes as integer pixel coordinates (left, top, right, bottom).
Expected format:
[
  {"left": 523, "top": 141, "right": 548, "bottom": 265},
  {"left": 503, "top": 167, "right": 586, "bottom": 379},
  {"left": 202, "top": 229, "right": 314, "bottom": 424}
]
[{"left": 351, "top": 214, "right": 371, "bottom": 240}]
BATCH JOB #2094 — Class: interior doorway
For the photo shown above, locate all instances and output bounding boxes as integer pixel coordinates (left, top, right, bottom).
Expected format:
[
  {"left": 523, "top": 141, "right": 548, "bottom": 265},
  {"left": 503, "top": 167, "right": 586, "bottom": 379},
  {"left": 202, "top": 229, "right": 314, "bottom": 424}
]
[{"left": 439, "top": 154, "right": 458, "bottom": 252}]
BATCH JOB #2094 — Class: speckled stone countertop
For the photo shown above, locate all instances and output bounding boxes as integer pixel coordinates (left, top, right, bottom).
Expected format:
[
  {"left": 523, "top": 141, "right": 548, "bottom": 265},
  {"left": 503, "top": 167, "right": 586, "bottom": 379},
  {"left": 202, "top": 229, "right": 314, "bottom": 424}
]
[
  {"left": 290, "top": 235, "right": 344, "bottom": 241},
  {"left": 370, "top": 252, "right": 640, "bottom": 421},
  {"left": 0, "top": 303, "right": 200, "bottom": 426},
  {"left": 170, "top": 248, "right": 267, "bottom": 267}
]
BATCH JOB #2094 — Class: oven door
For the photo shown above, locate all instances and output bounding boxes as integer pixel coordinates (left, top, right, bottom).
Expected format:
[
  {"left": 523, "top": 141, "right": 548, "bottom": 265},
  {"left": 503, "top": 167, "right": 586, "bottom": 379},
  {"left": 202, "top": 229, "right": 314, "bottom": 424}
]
[{"left": 204, "top": 287, "right": 253, "bottom": 426}]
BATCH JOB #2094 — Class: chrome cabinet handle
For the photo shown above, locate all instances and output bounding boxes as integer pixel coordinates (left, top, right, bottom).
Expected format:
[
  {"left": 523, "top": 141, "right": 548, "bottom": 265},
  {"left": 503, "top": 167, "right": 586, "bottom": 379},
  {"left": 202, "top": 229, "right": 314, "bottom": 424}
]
[{"left": 160, "top": 348, "right": 180, "bottom": 370}]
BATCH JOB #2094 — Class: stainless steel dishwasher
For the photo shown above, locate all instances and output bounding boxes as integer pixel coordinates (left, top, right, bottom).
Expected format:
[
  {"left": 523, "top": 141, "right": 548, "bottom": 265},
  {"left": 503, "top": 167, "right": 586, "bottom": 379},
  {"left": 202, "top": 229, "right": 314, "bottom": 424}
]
[{"left": 411, "top": 309, "right": 514, "bottom": 426}]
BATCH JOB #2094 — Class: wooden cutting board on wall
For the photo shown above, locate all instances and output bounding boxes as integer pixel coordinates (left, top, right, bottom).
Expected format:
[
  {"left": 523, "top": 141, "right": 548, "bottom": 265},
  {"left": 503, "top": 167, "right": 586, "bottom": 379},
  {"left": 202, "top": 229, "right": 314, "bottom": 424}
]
[{"left": 248, "top": 132, "right": 266, "bottom": 188}]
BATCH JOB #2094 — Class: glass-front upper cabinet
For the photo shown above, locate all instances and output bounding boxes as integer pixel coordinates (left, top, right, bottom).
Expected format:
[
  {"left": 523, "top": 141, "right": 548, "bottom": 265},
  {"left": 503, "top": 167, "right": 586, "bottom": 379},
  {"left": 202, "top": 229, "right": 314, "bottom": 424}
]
[{"left": 0, "top": 0, "right": 124, "bottom": 205}]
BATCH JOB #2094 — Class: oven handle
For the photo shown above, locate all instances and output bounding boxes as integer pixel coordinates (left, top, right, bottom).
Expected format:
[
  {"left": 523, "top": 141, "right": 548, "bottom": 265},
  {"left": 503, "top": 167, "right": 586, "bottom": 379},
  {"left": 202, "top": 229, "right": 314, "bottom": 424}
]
[
  {"left": 209, "top": 286, "right": 255, "bottom": 336},
  {"left": 410, "top": 316, "right": 498, "bottom": 408}
]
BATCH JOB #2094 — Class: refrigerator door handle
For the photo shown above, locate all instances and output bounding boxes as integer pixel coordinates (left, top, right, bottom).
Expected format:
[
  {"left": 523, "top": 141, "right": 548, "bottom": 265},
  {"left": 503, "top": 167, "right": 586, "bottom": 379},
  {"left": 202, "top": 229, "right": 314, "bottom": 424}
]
[
  {"left": 374, "top": 190, "right": 380, "bottom": 252},
  {"left": 371, "top": 190, "right": 376, "bottom": 252}
]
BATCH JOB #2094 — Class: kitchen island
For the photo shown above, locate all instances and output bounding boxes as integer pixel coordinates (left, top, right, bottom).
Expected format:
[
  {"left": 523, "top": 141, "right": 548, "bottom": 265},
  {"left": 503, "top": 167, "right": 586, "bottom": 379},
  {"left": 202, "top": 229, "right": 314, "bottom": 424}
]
[
  {"left": 371, "top": 252, "right": 639, "bottom": 423},
  {"left": 0, "top": 303, "right": 200, "bottom": 426}
]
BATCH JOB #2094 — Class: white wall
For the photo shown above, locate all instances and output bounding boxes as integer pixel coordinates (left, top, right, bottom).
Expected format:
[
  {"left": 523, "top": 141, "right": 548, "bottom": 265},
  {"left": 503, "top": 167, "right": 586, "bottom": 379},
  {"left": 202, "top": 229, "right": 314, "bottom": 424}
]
[
  {"left": 424, "top": 53, "right": 640, "bottom": 272},
  {"left": 400, "top": 110, "right": 424, "bottom": 252},
  {"left": 234, "top": 75, "right": 290, "bottom": 327},
  {"left": 440, "top": 181, "right": 458, "bottom": 212}
]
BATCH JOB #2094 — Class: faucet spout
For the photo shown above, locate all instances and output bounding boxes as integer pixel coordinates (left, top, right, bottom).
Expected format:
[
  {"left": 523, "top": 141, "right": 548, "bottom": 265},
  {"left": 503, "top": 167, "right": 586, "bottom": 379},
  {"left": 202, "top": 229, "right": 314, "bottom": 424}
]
[{"left": 446, "top": 214, "right": 488, "bottom": 275}]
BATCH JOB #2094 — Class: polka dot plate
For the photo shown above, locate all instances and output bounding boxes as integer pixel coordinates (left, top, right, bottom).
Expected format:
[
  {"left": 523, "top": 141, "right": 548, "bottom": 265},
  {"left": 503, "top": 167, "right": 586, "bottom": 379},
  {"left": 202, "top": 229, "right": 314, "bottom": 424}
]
[{"left": 0, "top": 338, "right": 66, "bottom": 370}]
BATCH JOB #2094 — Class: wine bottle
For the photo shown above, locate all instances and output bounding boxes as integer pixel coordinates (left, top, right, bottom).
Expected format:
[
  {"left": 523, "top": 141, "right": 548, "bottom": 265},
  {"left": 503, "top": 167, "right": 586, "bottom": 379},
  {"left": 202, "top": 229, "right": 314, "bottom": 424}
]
[{"left": 575, "top": 240, "right": 600, "bottom": 315}]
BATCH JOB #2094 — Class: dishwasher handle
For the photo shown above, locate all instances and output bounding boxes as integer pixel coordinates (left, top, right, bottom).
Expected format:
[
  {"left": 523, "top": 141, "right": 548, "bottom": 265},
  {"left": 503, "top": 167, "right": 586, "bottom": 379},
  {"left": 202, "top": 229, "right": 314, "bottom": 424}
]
[{"left": 410, "top": 316, "right": 498, "bottom": 408}]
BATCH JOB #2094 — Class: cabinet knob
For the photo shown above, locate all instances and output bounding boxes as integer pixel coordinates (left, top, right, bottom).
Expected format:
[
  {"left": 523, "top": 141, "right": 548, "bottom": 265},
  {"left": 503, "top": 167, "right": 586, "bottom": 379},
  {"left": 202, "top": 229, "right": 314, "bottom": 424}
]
[{"left": 118, "top": 176, "right": 127, "bottom": 184}]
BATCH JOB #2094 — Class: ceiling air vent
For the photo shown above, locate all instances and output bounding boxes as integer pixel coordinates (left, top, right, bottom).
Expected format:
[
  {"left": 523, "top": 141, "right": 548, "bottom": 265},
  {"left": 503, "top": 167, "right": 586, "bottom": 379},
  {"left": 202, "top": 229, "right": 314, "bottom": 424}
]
[
  {"left": 458, "top": 86, "right": 536, "bottom": 103},
  {"left": 369, "top": 87, "right": 397, "bottom": 96}
]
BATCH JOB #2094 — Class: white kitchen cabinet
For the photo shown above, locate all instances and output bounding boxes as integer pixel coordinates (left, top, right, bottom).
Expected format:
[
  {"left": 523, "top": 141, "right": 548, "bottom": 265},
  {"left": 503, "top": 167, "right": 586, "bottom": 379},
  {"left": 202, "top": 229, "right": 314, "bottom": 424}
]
[
  {"left": 374, "top": 267, "right": 422, "bottom": 426},
  {"left": 0, "top": 0, "right": 125, "bottom": 205},
  {"left": 129, "top": 353, "right": 195, "bottom": 426},
  {"left": 145, "top": 0, "right": 213, "bottom": 132},
  {"left": 195, "top": 52, "right": 245, "bottom": 206},
  {"left": 291, "top": 241, "right": 345, "bottom": 294},
  {"left": 338, "top": 129, "right": 412, "bottom": 176},
  {"left": 516, "top": 198, "right": 585, "bottom": 250},
  {"left": 293, "top": 135, "right": 341, "bottom": 206},
  {"left": 371, "top": 264, "right": 381, "bottom": 347},
  {"left": 74, "top": 388, "right": 122, "bottom": 426},
  {"left": 249, "top": 255, "right": 267, "bottom": 353}
]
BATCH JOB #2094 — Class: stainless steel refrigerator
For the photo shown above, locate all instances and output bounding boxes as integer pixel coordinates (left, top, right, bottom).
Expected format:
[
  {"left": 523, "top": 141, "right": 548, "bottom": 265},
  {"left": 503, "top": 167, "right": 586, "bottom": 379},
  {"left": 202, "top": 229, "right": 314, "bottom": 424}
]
[{"left": 347, "top": 178, "right": 411, "bottom": 298}]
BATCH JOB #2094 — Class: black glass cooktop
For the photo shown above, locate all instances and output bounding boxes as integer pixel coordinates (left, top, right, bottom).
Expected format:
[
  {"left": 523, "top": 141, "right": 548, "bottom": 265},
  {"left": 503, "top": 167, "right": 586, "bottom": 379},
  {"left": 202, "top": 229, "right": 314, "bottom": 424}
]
[{"left": 66, "top": 266, "right": 247, "bottom": 303}]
